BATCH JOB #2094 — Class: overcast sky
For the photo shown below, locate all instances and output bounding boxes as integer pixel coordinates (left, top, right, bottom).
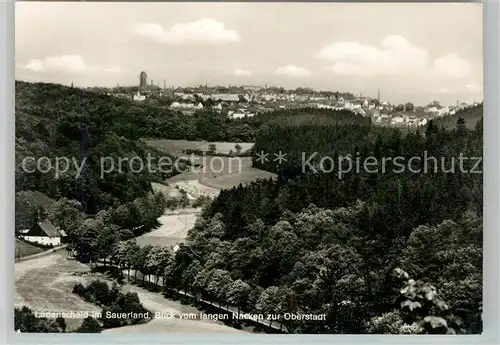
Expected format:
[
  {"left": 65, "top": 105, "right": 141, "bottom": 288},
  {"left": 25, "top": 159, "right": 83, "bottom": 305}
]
[{"left": 16, "top": 2, "right": 482, "bottom": 105}]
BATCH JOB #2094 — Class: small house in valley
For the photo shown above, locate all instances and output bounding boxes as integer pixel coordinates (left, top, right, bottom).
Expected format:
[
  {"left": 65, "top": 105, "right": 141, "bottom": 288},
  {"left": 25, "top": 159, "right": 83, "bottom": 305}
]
[{"left": 19, "top": 220, "right": 66, "bottom": 247}]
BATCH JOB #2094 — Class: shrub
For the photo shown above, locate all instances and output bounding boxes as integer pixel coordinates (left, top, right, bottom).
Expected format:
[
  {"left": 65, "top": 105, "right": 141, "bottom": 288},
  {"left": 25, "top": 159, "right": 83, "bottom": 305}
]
[
  {"left": 15, "top": 307, "right": 61, "bottom": 333},
  {"left": 55, "top": 316, "right": 66, "bottom": 332},
  {"left": 86, "top": 280, "right": 111, "bottom": 305},
  {"left": 101, "top": 305, "right": 125, "bottom": 328},
  {"left": 72, "top": 283, "right": 85, "bottom": 296},
  {"left": 76, "top": 317, "right": 102, "bottom": 333},
  {"left": 74, "top": 282, "right": 151, "bottom": 329}
]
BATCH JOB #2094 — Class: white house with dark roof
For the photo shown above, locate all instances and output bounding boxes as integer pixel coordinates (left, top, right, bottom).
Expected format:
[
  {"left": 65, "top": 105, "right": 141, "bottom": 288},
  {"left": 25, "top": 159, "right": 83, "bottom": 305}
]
[{"left": 19, "top": 220, "right": 66, "bottom": 246}]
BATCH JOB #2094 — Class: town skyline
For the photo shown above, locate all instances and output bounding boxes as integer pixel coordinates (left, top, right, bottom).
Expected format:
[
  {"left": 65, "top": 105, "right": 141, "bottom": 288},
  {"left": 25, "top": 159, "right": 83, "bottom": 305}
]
[
  {"left": 16, "top": 2, "right": 482, "bottom": 105},
  {"left": 26, "top": 73, "right": 480, "bottom": 108}
]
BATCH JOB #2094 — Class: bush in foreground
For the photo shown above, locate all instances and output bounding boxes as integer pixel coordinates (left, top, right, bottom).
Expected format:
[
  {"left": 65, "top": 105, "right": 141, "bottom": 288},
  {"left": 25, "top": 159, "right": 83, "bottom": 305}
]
[{"left": 73, "top": 280, "right": 150, "bottom": 329}]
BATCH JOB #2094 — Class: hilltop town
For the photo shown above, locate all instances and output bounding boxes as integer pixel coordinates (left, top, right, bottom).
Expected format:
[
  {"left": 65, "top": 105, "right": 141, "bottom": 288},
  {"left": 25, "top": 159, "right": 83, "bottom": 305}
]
[{"left": 84, "top": 71, "right": 480, "bottom": 129}]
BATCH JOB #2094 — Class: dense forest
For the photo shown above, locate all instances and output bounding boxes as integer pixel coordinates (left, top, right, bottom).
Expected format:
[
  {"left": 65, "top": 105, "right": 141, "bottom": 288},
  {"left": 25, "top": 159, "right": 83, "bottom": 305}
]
[
  {"left": 102, "top": 106, "right": 483, "bottom": 334},
  {"left": 175, "top": 107, "right": 483, "bottom": 333},
  {"left": 16, "top": 81, "right": 176, "bottom": 214}
]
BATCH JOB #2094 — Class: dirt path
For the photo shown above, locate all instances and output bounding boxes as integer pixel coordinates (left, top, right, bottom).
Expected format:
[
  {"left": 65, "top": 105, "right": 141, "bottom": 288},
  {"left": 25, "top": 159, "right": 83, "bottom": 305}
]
[
  {"left": 15, "top": 251, "right": 101, "bottom": 330},
  {"left": 103, "top": 284, "right": 245, "bottom": 333}
]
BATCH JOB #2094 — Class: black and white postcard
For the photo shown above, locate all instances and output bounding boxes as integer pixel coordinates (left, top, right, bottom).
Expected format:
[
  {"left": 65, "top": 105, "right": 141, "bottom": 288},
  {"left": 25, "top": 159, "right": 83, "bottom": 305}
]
[{"left": 14, "top": 1, "right": 483, "bottom": 335}]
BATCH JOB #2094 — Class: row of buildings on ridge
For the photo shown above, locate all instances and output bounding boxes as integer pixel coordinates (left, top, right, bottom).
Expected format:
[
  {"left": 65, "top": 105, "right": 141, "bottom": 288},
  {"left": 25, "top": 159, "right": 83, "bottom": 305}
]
[{"left": 97, "top": 71, "right": 480, "bottom": 127}]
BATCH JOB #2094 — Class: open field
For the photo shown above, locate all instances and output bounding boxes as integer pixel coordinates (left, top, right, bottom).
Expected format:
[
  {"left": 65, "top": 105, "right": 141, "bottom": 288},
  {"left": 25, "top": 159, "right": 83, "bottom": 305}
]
[
  {"left": 17, "top": 190, "right": 57, "bottom": 209},
  {"left": 164, "top": 155, "right": 253, "bottom": 180},
  {"left": 167, "top": 180, "right": 221, "bottom": 199},
  {"left": 15, "top": 251, "right": 101, "bottom": 331},
  {"left": 149, "top": 139, "right": 275, "bottom": 198},
  {"left": 144, "top": 139, "right": 254, "bottom": 155},
  {"left": 136, "top": 212, "right": 199, "bottom": 248},
  {"left": 195, "top": 156, "right": 253, "bottom": 178},
  {"left": 163, "top": 170, "right": 201, "bottom": 184},
  {"left": 201, "top": 168, "right": 276, "bottom": 190},
  {"left": 151, "top": 181, "right": 196, "bottom": 200},
  {"left": 15, "top": 238, "right": 44, "bottom": 258},
  {"left": 164, "top": 155, "right": 274, "bottom": 192}
]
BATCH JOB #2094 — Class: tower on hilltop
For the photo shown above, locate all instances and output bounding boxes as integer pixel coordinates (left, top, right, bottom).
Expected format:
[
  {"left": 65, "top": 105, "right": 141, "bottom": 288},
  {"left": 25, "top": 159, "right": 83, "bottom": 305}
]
[{"left": 140, "top": 71, "right": 148, "bottom": 88}]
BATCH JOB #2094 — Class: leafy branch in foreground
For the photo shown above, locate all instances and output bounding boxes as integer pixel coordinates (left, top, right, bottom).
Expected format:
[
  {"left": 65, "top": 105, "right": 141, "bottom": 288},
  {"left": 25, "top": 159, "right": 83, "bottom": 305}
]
[{"left": 367, "top": 268, "right": 462, "bottom": 334}]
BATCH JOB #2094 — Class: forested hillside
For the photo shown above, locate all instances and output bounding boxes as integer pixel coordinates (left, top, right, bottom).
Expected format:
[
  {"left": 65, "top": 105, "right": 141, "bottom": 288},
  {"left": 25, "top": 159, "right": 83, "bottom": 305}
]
[
  {"left": 433, "top": 103, "right": 483, "bottom": 129},
  {"left": 15, "top": 81, "right": 172, "bottom": 246},
  {"left": 172, "top": 113, "right": 483, "bottom": 334},
  {"left": 15, "top": 81, "right": 180, "bottom": 214}
]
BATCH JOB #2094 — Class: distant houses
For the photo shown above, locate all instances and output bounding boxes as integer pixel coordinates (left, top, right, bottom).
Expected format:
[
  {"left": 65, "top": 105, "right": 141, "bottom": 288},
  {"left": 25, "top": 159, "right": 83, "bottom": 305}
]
[
  {"left": 133, "top": 91, "right": 146, "bottom": 102},
  {"left": 228, "top": 109, "right": 256, "bottom": 119},
  {"left": 390, "top": 116, "right": 405, "bottom": 125},
  {"left": 105, "top": 82, "right": 478, "bottom": 129},
  {"left": 172, "top": 93, "right": 241, "bottom": 103},
  {"left": 209, "top": 94, "right": 240, "bottom": 102},
  {"left": 18, "top": 220, "right": 67, "bottom": 247},
  {"left": 170, "top": 102, "right": 204, "bottom": 110}
]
